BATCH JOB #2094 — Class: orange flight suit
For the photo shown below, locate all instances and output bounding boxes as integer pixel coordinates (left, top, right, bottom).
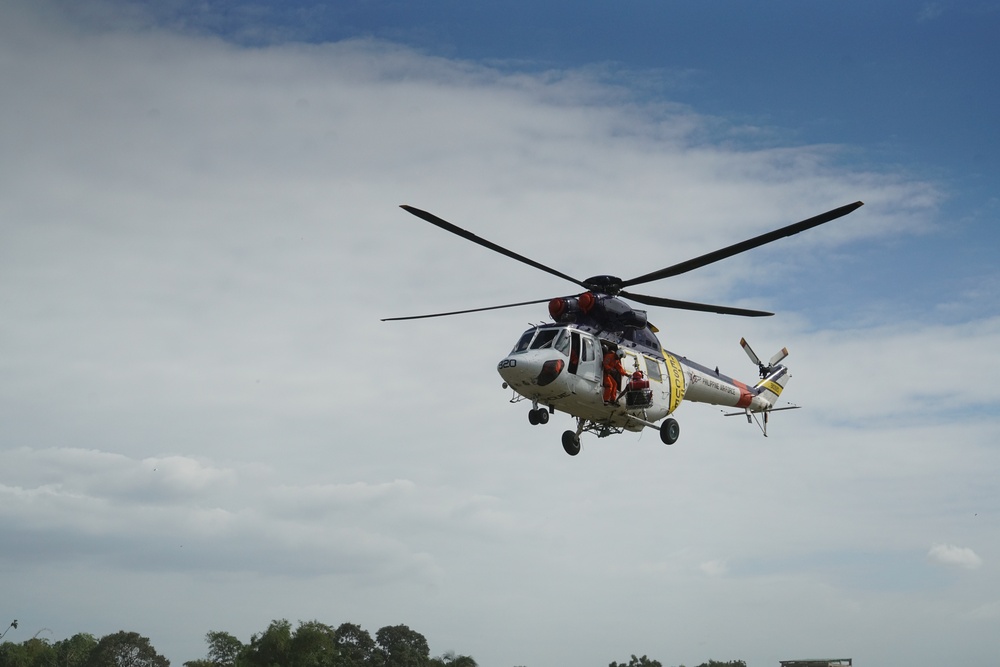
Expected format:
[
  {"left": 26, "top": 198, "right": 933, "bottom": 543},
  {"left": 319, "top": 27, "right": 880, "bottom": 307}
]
[{"left": 602, "top": 351, "right": 628, "bottom": 404}]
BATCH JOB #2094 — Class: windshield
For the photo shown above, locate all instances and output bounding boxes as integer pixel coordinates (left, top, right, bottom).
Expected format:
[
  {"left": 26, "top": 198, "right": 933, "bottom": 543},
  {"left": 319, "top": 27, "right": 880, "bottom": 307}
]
[
  {"left": 530, "top": 329, "right": 560, "bottom": 350},
  {"left": 511, "top": 326, "right": 571, "bottom": 356},
  {"left": 510, "top": 329, "right": 536, "bottom": 354}
]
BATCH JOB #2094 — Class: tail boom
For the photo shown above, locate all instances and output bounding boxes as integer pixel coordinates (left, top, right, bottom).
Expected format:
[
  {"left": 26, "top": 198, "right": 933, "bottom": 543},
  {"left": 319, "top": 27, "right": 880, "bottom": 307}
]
[{"left": 672, "top": 344, "right": 792, "bottom": 414}]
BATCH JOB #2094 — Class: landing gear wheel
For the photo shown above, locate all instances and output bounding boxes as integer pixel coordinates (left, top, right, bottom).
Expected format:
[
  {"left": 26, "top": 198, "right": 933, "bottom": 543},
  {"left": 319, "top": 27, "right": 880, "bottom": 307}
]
[
  {"left": 528, "top": 408, "right": 550, "bottom": 425},
  {"left": 660, "top": 418, "right": 680, "bottom": 445},
  {"left": 561, "top": 430, "right": 581, "bottom": 456}
]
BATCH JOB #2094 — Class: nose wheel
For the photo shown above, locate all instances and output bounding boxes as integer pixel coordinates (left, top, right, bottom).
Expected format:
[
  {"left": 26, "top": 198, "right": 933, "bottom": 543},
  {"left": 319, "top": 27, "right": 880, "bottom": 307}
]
[{"left": 528, "top": 408, "right": 550, "bottom": 425}]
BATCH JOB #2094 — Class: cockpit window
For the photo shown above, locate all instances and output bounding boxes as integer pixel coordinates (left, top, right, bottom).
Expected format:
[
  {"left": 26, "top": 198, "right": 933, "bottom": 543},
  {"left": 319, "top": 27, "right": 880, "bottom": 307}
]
[
  {"left": 511, "top": 329, "right": 535, "bottom": 354},
  {"left": 512, "top": 326, "right": 573, "bottom": 356},
  {"left": 529, "top": 328, "right": 560, "bottom": 350}
]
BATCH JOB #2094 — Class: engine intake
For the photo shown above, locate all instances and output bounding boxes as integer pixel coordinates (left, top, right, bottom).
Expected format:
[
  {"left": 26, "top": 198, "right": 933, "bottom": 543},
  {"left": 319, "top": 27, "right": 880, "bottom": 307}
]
[{"left": 549, "top": 293, "right": 648, "bottom": 330}]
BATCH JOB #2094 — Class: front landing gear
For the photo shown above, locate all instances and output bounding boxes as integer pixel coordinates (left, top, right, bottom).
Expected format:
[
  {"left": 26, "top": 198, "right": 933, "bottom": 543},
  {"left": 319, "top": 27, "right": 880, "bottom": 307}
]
[
  {"left": 561, "top": 430, "right": 581, "bottom": 456},
  {"left": 659, "top": 417, "right": 680, "bottom": 445},
  {"left": 528, "top": 407, "right": 550, "bottom": 425}
]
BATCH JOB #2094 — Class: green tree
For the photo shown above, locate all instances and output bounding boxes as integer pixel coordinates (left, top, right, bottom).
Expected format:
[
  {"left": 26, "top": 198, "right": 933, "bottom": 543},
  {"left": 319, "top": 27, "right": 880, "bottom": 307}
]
[
  {"left": 429, "top": 651, "right": 476, "bottom": 667},
  {"left": 54, "top": 634, "right": 98, "bottom": 667},
  {"left": 374, "top": 626, "right": 428, "bottom": 667},
  {"left": 288, "top": 621, "right": 337, "bottom": 667},
  {"left": 84, "top": 632, "right": 168, "bottom": 667},
  {"left": 240, "top": 620, "right": 342, "bottom": 667},
  {"left": 694, "top": 661, "right": 746, "bottom": 667},
  {"left": 242, "top": 620, "right": 292, "bottom": 667},
  {"left": 334, "top": 624, "right": 375, "bottom": 667},
  {"left": 205, "top": 632, "right": 243, "bottom": 667},
  {"left": 0, "top": 640, "right": 26, "bottom": 667},
  {"left": 0, "top": 637, "right": 57, "bottom": 667},
  {"left": 609, "top": 655, "right": 662, "bottom": 667}
]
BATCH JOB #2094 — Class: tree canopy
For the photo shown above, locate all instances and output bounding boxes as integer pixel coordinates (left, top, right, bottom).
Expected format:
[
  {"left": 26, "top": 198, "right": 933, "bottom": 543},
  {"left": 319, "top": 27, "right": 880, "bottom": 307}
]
[{"left": 0, "top": 620, "right": 744, "bottom": 667}]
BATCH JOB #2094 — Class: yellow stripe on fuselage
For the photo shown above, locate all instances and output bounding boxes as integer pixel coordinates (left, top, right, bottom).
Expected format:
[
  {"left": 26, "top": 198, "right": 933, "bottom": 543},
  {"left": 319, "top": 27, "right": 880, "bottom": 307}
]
[{"left": 663, "top": 352, "right": 686, "bottom": 414}]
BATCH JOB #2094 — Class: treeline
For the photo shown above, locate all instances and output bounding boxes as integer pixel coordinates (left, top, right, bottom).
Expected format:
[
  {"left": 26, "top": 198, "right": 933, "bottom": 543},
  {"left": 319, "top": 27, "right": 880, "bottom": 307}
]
[
  {"left": 610, "top": 658, "right": 747, "bottom": 667},
  {"left": 0, "top": 618, "right": 747, "bottom": 667},
  {"left": 0, "top": 620, "right": 470, "bottom": 667}
]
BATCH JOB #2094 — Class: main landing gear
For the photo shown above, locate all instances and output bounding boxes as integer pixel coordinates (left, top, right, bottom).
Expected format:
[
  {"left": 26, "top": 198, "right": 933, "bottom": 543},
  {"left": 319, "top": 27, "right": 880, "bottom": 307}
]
[
  {"left": 659, "top": 417, "right": 680, "bottom": 445},
  {"left": 561, "top": 430, "right": 581, "bottom": 456},
  {"left": 562, "top": 417, "right": 681, "bottom": 456},
  {"left": 529, "top": 401, "right": 679, "bottom": 455}
]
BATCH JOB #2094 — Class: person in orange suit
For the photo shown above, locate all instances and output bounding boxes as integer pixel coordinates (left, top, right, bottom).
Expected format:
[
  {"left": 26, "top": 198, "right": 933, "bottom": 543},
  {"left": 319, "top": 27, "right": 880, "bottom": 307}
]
[{"left": 602, "top": 347, "right": 628, "bottom": 406}]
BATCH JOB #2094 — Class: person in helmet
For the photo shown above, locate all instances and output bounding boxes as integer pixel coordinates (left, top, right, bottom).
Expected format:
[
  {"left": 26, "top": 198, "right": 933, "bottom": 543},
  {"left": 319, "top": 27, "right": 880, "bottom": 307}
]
[{"left": 602, "top": 346, "right": 629, "bottom": 406}]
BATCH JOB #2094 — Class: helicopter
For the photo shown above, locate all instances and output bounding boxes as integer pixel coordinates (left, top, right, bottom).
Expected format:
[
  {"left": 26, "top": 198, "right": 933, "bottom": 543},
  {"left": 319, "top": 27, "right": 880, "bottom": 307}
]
[{"left": 384, "top": 201, "right": 864, "bottom": 455}]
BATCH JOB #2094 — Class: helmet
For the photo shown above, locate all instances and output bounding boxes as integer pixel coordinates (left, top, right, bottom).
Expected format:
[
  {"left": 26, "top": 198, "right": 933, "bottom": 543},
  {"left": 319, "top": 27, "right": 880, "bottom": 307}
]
[{"left": 616, "top": 349, "right": 625, "bottom": 358}]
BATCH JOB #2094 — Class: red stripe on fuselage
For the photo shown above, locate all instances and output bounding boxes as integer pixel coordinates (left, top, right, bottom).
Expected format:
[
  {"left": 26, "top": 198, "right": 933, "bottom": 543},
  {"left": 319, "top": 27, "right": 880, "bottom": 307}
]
[{"left": 734, "top": 380, "right": 754, "bottom": 409}]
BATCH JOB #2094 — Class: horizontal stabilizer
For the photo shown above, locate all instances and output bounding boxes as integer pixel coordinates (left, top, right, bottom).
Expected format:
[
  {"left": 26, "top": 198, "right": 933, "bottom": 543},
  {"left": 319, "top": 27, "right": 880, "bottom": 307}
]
[{"left": 723, "top": 405, "right": 801, "bottom": 417}]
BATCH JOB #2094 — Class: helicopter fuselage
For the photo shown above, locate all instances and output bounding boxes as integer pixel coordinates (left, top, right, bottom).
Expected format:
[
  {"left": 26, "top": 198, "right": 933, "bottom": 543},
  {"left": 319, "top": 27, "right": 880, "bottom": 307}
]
[{"left": 496, "top": 320, "right": 788, "bottom": 438}]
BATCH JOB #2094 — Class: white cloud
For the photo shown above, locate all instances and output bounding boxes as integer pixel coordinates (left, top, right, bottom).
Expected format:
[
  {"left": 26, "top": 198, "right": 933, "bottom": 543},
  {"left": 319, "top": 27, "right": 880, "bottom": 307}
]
[
  {"left": 928, "top": 543, "right": 983, "bottom": 570},
  {"left": 0, "top": 3, "right": 998, "bottom": 667},
  {"left": 699, "top": 559, "right": 729, "bottom": 577}
]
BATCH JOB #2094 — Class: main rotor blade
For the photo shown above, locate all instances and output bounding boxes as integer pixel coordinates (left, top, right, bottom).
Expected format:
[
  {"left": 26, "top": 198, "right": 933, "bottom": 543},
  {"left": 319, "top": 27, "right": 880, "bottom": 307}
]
[
  {"left": 622, "top": 201, "right": 864, "bottom": 288},
  {"left": 382, "top": 297, "right": 554, "bottom": 322},
  {"left": 620, "top": 290, "right": 774, "bottom": 317},
  {"left": 400, "top": 205, "right": 588, "bottom": 290}
]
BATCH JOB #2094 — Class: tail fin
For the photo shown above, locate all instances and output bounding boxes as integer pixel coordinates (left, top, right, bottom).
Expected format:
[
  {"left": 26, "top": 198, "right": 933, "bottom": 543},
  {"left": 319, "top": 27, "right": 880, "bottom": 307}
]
[
  {"left": 740, "top": 337, "right": 791, "bottom": 406},
  {"left": 755, "top": 365, "right": 791, "bottom": 406},
  {"left": 731, "top": 340, "right": 796, "bottom": 436}
]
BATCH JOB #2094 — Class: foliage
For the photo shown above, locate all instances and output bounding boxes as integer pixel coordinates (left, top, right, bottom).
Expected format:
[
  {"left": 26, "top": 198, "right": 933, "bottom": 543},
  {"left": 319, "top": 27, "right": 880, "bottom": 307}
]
[
  {"left": 0, "top": 617, "right": 745, "bottom": 667},
  {"left": 57, "top": 635, "right": 99, "bottom": 667},
  {"left": 0, "top": 631, "right": 156, "bottom": 667},
  {"left": 84, "top": 631, "right": 169, "bottom": 667},
  {"left": 610, "top": 655, "right": 662, "bottom": 667},
  {"left": 205, "top": 631, "right": 243, "bottom": 667},
  {"left": 333, "top": 623, "right": 375, "bottom": 667},
  {"left": 428, "top": 651, "right": 477, "bottom": 667},
  {"left": 374, "top": 625, "right": 430, "bottom": 667},
  {"left": 288, "top": 621, "right": 337, "bottom": 667},
  {"left": 242, "top": 619, "right": 293, "bottom": 667},
  {"left": 0, "top": 637, "right": 57, "bottom": 667}
]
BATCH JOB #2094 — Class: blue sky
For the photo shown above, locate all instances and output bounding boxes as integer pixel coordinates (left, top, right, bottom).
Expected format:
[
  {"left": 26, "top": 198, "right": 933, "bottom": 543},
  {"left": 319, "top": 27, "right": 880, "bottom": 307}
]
[
  {"left": 162, "top": 1, "right": 999, "bottom": 175},
  {"left": 2, "top": 2, "right": 999, "bottom": 666},
  {"left": 144, "top": 0, "right": 1000, "bottom": 326}
]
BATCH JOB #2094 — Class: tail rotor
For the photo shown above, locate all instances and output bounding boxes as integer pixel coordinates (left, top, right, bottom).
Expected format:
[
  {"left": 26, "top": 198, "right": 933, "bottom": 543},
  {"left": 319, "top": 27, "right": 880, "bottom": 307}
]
[{"left": 740, "top": 337, "right": 788, "bottom": 378}]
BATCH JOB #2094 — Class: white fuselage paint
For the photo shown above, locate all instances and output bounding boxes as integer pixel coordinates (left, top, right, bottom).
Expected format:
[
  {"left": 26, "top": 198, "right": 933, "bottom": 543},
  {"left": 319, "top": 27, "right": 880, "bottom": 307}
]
[
  {"left": 496, "top": 324, "right": 787, "bottom": 434},
  {"left": 497, "top": 327, "right": 787, "bottom": 431}
]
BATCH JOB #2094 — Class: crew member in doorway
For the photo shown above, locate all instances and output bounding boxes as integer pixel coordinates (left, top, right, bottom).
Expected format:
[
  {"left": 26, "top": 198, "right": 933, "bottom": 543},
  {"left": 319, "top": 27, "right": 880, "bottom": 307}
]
[{"left": 602, "top": 346, "right": 628, "bottom": 406}]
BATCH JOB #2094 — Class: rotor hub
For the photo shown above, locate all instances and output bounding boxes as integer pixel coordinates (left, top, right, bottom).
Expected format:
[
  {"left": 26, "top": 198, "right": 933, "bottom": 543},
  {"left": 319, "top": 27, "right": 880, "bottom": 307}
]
[{"left": 582, "top": 275, "right": 624, "bottom": 295}]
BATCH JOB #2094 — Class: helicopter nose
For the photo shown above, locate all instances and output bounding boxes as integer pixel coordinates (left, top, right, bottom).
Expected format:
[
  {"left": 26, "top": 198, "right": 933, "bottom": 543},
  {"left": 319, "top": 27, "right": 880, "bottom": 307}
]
[
  {"left": 497, "top": 352, "right": 565, "bottom": 388},
  {"left": 497, "top": 355, "right": 532, "bottom": 386}
]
